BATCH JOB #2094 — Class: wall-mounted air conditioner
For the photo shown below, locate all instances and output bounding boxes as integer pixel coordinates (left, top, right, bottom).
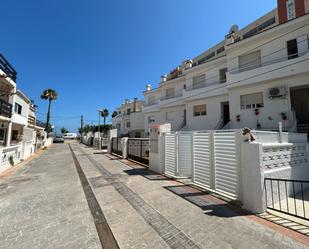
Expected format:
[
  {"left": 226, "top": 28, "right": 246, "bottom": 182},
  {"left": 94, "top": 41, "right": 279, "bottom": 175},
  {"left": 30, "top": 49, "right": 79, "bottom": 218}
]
[{"left": 268, "top": 87, "right": 286, "bottom": 99}]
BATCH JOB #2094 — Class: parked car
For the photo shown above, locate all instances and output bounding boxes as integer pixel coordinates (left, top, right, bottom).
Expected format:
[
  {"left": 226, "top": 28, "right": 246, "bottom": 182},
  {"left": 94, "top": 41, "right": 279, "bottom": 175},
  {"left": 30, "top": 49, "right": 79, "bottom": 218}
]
[{"left": 53, "top": 135, "right": 64, "bottom": 143}]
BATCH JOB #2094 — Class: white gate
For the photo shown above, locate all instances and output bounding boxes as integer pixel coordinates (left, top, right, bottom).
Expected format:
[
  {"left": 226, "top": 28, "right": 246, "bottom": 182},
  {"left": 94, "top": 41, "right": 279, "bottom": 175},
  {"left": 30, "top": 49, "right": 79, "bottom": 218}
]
[
  {"left": 192, "top": 132, "right": 211, "bottom": 188},
  {"left": 165, "top": 134, "right": 176, "bottom": 175},
  {"left": 178, "top": 133, "right": 192, "bottom": 177},
  {"left": 214, "top": 131, "right": 239, "bottom": 199},
  {"left": 164, "top": 130, "right": 241, "bottom": 200}
]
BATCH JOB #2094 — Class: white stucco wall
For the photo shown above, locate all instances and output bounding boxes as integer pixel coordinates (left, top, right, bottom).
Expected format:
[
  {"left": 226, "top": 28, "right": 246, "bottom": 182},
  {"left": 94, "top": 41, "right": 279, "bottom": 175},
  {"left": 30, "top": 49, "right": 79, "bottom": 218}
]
[{"left": 186, "top": 95, "right": 228, "bottom": 131}]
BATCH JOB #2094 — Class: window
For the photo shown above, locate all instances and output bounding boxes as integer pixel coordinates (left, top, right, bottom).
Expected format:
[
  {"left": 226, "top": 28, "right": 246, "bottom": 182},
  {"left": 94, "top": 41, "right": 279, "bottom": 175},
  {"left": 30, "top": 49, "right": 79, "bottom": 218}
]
[
  {"left": 216, "top": 46, "right": 225, "bottom": 54},
  {"left": 193, "top": 104, "right": 207, "bottom": 116},
  {"left": 239, "top": 50, "right": 261, "bottom": 72},
  {"left": 305, "top": 0, "right": 309, "bottom": 14},
  {"left": 243, "top": 17, "right": 276, "bottom": 39},
  {"left": 135, "top": 132, "right": 141, "bottom": 138},
  {"left": 165, "top": 88, "right": 175, "bottom": 98},
  {"left": 286, "top": 0, "right": 296, "bottom": 21},
  {"left": 126, "top": 108, "right": 131, "bottom": 115},
  {"left": 192, "top": 74, "right": 206, "bottom": 89},
  {"left": 0, "top": 128, "right": 6, "bottom": 144},
  {"left": 219, "top": 68, "right": 228, "bottom": 83},
  {"left": 240, "top": 92, "right": 264, "bottom": 109},
  {"left": 14, "top": 103, "right": 22, "bottom": 114},
  {"left": 126, "top": 121, "right": 130, "bottom": 128},
  {"left": 148, "top": 96, "right": 155, "bottom": 104},
  {"left": 287, "top": 39, "right": 298, "bottom": 59},
  {"left": 12, "top": 130, "right": 18, "bottom": 141},
  {"left": 148, "top": 116, "right": 155, "bottom": 123}
]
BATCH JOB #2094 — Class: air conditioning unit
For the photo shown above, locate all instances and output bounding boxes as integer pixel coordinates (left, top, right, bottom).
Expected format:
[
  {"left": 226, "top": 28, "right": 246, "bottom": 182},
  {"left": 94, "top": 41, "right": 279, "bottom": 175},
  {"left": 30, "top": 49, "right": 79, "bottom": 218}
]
[{"left": 268, "top": 87, "right": 286, "bottom": 99}]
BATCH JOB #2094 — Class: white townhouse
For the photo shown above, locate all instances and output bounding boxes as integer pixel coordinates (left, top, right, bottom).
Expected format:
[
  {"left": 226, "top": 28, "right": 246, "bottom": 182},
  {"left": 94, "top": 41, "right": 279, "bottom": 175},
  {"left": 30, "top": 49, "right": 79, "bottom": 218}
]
[
  {"left": 0, "top": 53, "right": 46, "bottom": 171},
  {"left": 143, "top": 0, "right": 309, "bottom": 137},
  {"left": 112, "top": 98, "right": 145, "bottom": 138}
]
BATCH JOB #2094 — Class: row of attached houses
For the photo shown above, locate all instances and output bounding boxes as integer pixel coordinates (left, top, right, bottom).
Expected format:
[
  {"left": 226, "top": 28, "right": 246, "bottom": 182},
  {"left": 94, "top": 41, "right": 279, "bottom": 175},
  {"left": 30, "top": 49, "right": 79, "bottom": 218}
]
[
  {"left": 113, "top": 0, "right": 309, "bottom": 139},
  {"left": 112, "top": 98, "right": 144, "bottom": 137},
  {"left": 0, "top": 53, "right": 48, "bottom": 172}
]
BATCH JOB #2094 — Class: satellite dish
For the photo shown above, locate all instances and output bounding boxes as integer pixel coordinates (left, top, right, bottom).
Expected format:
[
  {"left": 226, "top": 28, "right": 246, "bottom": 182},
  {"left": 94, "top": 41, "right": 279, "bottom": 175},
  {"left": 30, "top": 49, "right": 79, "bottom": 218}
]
[{"left": 229, "top": 24, "right": 239, "bottom": 34}]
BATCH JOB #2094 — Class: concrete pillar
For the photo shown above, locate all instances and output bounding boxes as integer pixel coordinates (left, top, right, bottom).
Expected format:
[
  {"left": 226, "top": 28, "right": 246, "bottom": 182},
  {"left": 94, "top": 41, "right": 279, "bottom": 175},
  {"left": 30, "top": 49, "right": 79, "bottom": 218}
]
[
  {"left": 149, "top": 123, "right": 171, "bottom": 174},
  {"left": 107, "top": 129, "right": 117, "bottom": 153},
  {"left": 6, "top": 122, "right": 12, "bottom": 147},
  {"left": 121, "top": 137, "right": 128, "bottom": 158},
  {"left": 240, "top": 142, "right": 265, "bottom": 213}
]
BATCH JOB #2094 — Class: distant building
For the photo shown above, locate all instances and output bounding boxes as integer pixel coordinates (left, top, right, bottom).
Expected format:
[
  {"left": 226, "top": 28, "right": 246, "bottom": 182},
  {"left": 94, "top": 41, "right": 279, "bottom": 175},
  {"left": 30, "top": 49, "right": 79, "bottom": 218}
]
[{"left": 112, "top": 98, "right": 144, "bottom": 137}]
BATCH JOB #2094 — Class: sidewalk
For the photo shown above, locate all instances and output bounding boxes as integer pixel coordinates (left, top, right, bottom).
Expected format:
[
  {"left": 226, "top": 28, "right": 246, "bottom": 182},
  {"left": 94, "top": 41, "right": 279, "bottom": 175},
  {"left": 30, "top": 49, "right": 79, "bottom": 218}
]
[
  {"left": 73, "top": 143, "right": 309, "bottom": 249},
  {"left": 0, "top": 144, "right": 101, "bottom": 249}
]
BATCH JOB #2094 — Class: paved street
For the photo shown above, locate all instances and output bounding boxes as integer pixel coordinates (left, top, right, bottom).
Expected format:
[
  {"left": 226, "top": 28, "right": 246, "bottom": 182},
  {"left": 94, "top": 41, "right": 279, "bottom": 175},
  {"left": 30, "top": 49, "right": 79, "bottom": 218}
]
[{"left": 0, "top": 142, "right": 308, "bottom": 249}]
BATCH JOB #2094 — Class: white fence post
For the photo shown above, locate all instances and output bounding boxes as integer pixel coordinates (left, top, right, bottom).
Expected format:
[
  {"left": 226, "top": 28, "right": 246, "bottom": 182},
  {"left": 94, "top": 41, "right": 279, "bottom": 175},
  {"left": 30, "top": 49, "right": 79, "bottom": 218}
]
[
  {"left": 107, "top": 129, "right": 117, "bottom": 153},
  {"left": 240, "top": 142, "right": 265, "bottom": 213},
  {"left": 121, "top": 137, "right": 128, "bottom": 158}
]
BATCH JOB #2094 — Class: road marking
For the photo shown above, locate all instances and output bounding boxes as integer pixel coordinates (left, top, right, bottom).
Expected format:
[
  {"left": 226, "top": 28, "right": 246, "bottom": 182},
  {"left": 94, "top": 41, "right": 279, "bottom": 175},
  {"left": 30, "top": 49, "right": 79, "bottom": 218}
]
[{"left": 68, "top": 144, "right": 119, "bottom": 249}]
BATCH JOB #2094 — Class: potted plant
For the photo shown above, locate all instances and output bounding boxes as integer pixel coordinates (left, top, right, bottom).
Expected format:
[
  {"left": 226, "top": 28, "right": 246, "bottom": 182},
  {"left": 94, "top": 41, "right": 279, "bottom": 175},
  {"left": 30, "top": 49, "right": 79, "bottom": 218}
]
[{"left": 280, "top": 112, "right": 287, "bottom": 120}]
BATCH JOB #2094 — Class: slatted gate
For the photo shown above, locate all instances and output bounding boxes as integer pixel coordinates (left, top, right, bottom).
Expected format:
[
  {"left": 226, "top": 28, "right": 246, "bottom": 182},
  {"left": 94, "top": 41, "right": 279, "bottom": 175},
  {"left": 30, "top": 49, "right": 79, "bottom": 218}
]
[
  {"left": 165, "top": 134, "right": 176, "bottom": 175},
  {"left": 111, "top": 138, "right": 122, "bottom": 156},
  {"left": 164, "top": 130, "right": 240, "bottom": 200},
  {"left": 192, "top": 132, "right": 211, "bottom": 188},
  {"left": 164, "top": 133, "right": 192, "bottom": 178},
  {"left": 127, "top": 138, "right": 149, "bottom": 165},
  {"left": 213, "top": 131, "right": 239, "bottom": 199}
]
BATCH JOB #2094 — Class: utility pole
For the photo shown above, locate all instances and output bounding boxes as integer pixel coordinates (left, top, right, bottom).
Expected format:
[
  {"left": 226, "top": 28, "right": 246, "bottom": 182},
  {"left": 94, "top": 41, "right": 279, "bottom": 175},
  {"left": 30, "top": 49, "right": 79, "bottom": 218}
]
[{"left": 80, "top": 115, "right": 84, "bottom": 142}]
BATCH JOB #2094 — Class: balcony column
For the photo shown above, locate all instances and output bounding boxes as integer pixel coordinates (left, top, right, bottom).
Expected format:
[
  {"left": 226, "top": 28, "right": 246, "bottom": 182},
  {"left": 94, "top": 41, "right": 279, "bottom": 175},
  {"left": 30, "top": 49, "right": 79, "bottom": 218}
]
[
  {"left": 6, "top": 121, "right": 12, "bottom": 147},
  {"left": 6, "top": 87, "right": 16, "bottom": 147}
]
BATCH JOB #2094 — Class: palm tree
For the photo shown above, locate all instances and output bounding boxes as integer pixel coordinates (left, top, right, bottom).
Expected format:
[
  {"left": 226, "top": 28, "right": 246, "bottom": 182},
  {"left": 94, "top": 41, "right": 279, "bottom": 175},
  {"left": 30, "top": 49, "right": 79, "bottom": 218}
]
[
  {"left": 40, "top": 89, "right": 58, "bottom": 132},
  {"left": 61, "top": 127, "right": 69, "bottom": 134},
  {"left": 111, "top": 111, "right": 118, "bottom": 118},
  {"left": 101, "top": 108, "right": 109, "bottom": 125}
]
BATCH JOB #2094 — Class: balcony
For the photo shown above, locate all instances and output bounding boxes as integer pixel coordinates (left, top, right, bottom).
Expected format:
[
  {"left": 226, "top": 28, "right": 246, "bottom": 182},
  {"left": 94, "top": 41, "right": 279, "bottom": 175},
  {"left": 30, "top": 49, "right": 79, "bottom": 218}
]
[
  {"left": 228, "top": 37, "right": 309, "bottom": 86},
  {"left": 0, "top": 53, "right": 17, "bottom": 81},
  {"left": 160, "top": 90, "right": 183, "bottom": 101},
  {"left": 230, "top": 37, "right": 309, "bottom": 74},
  {"left": 143, "top": 100, "right": 159, "bottom": 107},
  {"left": 0, "top": 99, "right": 12, "bottom": 118}
]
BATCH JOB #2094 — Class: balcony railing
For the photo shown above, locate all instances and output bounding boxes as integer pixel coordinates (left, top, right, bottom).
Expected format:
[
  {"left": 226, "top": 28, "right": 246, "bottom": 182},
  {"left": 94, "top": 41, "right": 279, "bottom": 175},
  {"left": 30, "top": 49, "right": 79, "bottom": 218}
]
[
  {"left": 0, "top": 99, "right": 12, "bottom": 118},
  {"left": 143, "top": 100, "right": 159, "bottom": 107},
  {"left": 230, "top": 37, "right": 309, "bottom": 74},
  {"left": 36, "top": 120, "right": 46, "bottom": 128},
  {"left": 160, "top": 90, "right": 183, "bottom": 101},
  {"left": 0, "top": 53, "right": 17, "bottom": 81}
]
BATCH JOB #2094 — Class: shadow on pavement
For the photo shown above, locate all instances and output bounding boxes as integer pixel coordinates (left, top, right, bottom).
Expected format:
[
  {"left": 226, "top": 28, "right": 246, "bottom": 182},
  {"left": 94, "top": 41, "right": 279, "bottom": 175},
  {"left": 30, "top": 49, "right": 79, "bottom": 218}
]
[
  {"left": 164, "top": 185, "right": 247, "bottom": 218},
  {"left": 123, "top": 168, "right": 170, "bottom": 181}
]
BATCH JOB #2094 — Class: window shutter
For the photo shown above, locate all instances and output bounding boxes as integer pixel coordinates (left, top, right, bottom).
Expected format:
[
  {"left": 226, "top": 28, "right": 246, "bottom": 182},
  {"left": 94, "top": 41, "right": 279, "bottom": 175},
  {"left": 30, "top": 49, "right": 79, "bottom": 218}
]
[
  {"left": 241, "top": 92, "right": 263, "bottom": 106},
  {"left": 239, "top": 50, "right": 261, "bottom": 72},
  {"left": 193, "top": 74, "right": 206, "bottom": 88}
]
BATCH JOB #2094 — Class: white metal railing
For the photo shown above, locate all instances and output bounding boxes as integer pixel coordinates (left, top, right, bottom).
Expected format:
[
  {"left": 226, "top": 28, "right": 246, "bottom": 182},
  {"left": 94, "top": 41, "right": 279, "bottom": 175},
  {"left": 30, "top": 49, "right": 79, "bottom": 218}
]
[
  {"left": 143, "top": 100, "right": 159, "bottom": 107},
  {"left": 230, "top": 37, "right": 309, "bottom": 74},
  {"left": 160, "top": 90, "right": 183, "bottom": 101}
]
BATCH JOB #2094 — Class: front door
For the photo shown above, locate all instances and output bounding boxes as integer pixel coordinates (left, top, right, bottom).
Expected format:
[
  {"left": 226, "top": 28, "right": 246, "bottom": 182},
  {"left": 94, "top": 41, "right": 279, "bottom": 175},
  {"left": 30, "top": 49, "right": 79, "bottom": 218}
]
[
  {"left": 290, "top": 86, "right": 309, "bottom": 123},
  {"left": 222, "top": 102, "right": 230, "bottom": 126}
]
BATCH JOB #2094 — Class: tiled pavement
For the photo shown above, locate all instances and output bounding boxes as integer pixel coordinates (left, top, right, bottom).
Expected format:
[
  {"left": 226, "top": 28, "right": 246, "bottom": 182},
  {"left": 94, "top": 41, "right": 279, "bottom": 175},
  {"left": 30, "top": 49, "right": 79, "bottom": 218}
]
[
  {"left": 0, "top": 142, "right": 308, "bottom": 249},
  {"left": 71, "top": 143, "right": 309, "bottom": 249}
]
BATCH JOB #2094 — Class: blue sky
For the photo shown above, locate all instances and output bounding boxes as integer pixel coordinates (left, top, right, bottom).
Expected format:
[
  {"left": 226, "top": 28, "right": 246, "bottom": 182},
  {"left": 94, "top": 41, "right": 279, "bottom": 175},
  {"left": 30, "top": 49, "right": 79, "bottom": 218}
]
[{"left": 1, "top": 0, "right": 277, "bottom": 132}]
